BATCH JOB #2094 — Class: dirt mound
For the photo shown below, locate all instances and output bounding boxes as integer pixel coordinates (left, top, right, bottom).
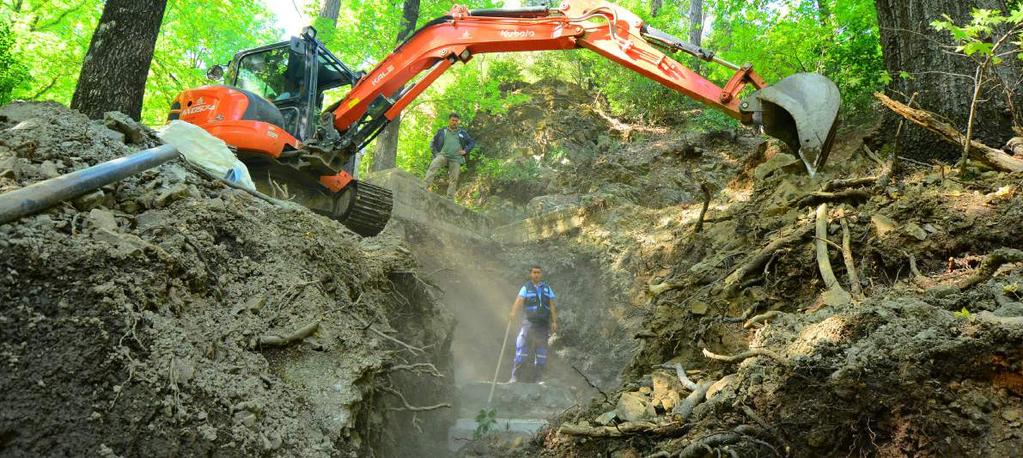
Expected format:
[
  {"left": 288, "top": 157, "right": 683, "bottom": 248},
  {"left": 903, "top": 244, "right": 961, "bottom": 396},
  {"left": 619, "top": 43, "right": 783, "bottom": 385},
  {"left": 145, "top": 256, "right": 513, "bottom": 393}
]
[
  {"left": 0, "top": 102, "right": 454, "bottom": 457},
  {"left": 527, "top": 131, "right": 1023, "bottom": 456}
]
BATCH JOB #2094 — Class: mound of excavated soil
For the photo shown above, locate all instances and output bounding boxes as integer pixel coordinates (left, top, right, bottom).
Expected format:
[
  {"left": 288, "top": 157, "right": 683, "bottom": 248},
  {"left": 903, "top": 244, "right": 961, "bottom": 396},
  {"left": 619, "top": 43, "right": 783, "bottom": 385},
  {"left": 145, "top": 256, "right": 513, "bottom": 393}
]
[
  {"left": 531, "top": 132, "right": 1023, "bottom": 456},
  {"left": 0, "top": 102, "right": 454, "bottom": 457}
]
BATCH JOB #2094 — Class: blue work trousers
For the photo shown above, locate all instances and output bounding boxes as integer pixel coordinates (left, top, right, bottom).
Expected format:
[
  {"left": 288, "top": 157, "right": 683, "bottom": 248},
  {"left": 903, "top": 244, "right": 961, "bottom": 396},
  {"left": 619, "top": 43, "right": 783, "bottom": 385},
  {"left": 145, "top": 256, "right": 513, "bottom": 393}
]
[{"left": 512, "top": 320, "right": 549, "bottom": 382}]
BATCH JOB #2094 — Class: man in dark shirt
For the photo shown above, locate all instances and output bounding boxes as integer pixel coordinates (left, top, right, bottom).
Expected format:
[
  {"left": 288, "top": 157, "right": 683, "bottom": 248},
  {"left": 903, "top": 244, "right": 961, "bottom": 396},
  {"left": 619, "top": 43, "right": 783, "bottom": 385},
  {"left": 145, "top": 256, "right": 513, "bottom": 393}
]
[{"left": 424, "top": 113, "right": 475, "bottom": 198}]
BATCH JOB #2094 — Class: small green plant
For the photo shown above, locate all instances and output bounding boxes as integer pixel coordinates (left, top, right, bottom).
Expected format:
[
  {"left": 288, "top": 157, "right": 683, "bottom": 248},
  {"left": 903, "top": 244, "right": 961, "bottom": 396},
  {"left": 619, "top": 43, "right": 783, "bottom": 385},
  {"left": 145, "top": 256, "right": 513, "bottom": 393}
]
[
  {"left": 1004, "top": 282, "right": 1021, "bottom": 300},
  {"left": 954, "top": 307, "right": 972, "bottom": 319},
  {"left": 473, "top": 408, "right": 498, "bottom": 439},
  {"left": 931, "top": 6, "right": 1023, "bottom": 172}
]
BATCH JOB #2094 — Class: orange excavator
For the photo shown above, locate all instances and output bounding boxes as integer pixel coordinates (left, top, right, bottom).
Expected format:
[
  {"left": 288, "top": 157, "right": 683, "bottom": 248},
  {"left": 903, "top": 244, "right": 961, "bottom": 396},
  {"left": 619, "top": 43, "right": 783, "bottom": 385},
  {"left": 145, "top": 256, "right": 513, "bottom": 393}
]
[{"left": 169, "top": 0, "right": 841, "bottom": 236}]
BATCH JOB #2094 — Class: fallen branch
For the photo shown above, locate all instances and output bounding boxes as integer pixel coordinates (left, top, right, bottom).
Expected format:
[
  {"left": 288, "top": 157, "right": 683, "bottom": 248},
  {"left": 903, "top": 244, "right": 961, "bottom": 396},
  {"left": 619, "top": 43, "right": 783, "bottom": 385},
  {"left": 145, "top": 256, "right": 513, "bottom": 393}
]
[
  {"left": 694, "top": 182, "right": 712, "bottom": 233},
  {"left": 840, "top": 214, "right": 864, "bottom": 300},
  {"left": 875, "top": 93, "right": 1023, "bottom": 172},
  {"left": 957, "top": 248, "right": 1023, "bottom": 291},
  {"left": 251, "top": 321, "right": 320, "bottom": 349},
  {"left": 558, "top": 420, "right": 684, "bottom": 437},
  {"left": 743, "top": 310, "right": 783, "bottom": 329},
  {"left": 720, "top": 223, "right": 814, "bottom": 296},
  {"left": 702, "top": 348, "right": 790, "bottom": 366},
  {"left": 796, "top": 189, "right": 872, "bottom": 208},
  {"left": 658, "top": 362, "right": 699, "bottom": 391},
  {"left": 380, "top": 386, "right": 451, "bottom": 412}
]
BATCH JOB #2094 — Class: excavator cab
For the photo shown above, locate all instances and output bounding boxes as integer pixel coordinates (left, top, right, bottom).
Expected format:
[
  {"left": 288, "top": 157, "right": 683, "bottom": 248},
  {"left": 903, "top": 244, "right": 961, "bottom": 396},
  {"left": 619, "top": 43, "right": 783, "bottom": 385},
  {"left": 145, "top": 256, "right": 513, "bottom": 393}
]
[{"left": 170, "top": 28, "right": 393, "bottom": 237}]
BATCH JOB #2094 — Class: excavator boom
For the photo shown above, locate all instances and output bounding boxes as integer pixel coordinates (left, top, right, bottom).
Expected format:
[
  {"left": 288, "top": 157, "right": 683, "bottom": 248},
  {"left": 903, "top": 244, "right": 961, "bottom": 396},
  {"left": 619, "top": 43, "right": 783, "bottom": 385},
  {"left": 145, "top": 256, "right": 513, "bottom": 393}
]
[
  {"left": 170, "top": 0, "right": 841, "bottom": 237},
  {"left": 331, "top": 0, "right": 841, "bottom": 175}
]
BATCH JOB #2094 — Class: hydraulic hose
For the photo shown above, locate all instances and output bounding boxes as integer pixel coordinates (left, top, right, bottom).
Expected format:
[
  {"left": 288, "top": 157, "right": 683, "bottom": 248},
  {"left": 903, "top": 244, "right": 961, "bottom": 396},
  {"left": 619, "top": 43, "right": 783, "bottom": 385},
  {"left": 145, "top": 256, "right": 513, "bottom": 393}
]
[{"left": 0, "top": 144, "right": 179, "bottom": 225}]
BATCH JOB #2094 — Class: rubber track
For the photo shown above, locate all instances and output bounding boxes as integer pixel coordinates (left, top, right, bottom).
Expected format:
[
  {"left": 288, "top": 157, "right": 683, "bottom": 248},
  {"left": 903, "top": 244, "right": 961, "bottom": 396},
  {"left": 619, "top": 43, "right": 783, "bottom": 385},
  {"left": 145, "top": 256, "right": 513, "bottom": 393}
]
[{"left": 340, "top": 181, "right": 393, "bottom": 237}]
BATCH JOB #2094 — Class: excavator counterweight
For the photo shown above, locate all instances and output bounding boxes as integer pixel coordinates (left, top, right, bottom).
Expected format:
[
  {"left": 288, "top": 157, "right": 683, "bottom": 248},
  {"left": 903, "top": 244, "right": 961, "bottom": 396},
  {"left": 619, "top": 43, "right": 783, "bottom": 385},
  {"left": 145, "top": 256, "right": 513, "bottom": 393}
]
[{"left": 169, "top": 0, "right": 842, "bottom": 236}]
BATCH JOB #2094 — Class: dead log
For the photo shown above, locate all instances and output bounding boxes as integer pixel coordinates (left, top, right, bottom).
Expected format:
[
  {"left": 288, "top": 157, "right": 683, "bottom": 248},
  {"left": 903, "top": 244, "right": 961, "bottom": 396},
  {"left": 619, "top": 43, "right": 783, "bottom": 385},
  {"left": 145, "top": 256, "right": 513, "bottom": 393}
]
[
  {"left": 720, "top": 223, "right": 814, "bottom": 296},
  {"left": 875, "top": 93, "right": 1023, "bottom": 172}
]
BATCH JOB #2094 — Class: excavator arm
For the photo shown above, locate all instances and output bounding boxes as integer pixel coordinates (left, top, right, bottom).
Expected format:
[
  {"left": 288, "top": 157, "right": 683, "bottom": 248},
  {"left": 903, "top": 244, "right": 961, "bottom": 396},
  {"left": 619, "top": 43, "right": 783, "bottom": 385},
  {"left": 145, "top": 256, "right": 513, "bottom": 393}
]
[{"left": 329, "top": 0, "right": 840, "bottom": 175}]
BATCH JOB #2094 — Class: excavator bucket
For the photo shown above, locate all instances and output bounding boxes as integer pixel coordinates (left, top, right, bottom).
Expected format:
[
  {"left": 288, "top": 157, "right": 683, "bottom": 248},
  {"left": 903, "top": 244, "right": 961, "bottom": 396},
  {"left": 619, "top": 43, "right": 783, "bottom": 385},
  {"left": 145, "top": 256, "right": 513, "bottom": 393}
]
[{"left": 745, "top": 73, "right": 841, "bottom": 176}]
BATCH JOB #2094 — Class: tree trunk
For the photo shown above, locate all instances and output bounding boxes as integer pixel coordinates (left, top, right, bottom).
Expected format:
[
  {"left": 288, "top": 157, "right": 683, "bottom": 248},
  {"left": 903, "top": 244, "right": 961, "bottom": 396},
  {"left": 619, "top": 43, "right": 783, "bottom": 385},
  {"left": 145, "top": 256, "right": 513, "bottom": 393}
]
[
  {"left": 319, "top": 0, "right": 340, "bottom": 22},
  {"left": 875, "top": 0, "right": 1022, "bottom": 162},
  {"left": 688, "top": 0, "right": 704, "bottom": 46},
  {"left": 70, "top": 0, "right": 167, "bottom": 120},
  {"left": 651, "top": 0, "right": 663, "bottom": 17},
  {"left": 816, "top": 0, "right": 832, "bottom": 26},
  {"left": 372, "top": 0, "right": 421, "bottom": 172}
]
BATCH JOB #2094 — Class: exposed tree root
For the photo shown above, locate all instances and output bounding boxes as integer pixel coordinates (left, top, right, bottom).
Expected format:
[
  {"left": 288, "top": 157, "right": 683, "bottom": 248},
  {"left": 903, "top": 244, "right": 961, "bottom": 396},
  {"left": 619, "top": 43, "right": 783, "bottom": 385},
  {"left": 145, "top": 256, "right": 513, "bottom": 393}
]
[
  {"left": 558, "top": 420, "right": 685, "bottom": 437},
  {"left": 814, "top": 204, "right": 845, "bottom": 295},
  {"left": 720, "top": 223, "right": 814, "bottom": 296},
  {"left": 379, "top": 385, "right": 451, "bottom": 412},
  {"left": 251, "top": 321, "right": 320, "bottom": 349},
  {"left": 875, "top": 93, "right": 1023, "bottom": 172},
  {"left": 677, "top": 425, "right": 766, "bottom": 458},
  {"left": 694, "top": 182, "right": 713, "bottom": 233},
  {"left": 659, "top": 362, "right": 699, "bottom": 391},
  {"left": 389, "top": 362, "right": 443, "bottom": 378},
  {"left": 743, "top": 310, "right": 783, "bottom": 329},
  {"left": 702, "top": 348, "right": 790, "bottom": 366},
  {"left": 796, "top": 189, "right": 872, "bottom": 208},
  {"left": 572, "top": 365, "right": 612, "bottom": 406},
  {"left": 957, "top": 248, "right": 1023, "bottom": 291},
  {"left": 648, "top": 280, "right": 683, "bottom": 297},
  {"left": 822, "top": 176, "right": 878, "bottom": 192},
  {"left": 675, "top": 380, "right": 712, "bottom": 420},
  {"left": 840, "top": 214, "right": 864, "bottom": 299}
]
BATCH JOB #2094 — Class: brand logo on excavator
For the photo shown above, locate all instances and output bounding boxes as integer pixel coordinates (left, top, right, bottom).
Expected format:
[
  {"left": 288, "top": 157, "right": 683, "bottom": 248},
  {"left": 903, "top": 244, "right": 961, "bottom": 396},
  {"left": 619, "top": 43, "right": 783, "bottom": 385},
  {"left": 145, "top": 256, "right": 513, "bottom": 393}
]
[
  {"left": 372, "top": 65, "right": 394, "bottom": 86},
  {"left": 182, "top": 101, "right": 216, "bottom": 116},
  {"left": 499, "top": 29, "right": 536, "bottom": 39}
]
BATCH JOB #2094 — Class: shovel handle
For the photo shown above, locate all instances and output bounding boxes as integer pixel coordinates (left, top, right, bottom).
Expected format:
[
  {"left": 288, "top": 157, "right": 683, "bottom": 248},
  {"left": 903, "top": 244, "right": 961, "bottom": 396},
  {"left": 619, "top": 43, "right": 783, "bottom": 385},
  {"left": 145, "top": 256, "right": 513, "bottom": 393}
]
[{"left": 487, "top": 318, "right": 514, "bottom": 406}]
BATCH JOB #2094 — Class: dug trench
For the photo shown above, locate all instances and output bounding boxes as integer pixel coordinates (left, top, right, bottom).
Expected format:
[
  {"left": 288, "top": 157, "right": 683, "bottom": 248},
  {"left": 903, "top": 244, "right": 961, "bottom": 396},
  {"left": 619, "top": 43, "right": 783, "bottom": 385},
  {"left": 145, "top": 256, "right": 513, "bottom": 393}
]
[{"left": 3, "top": 76, "right": 1023, "bottom": 458}]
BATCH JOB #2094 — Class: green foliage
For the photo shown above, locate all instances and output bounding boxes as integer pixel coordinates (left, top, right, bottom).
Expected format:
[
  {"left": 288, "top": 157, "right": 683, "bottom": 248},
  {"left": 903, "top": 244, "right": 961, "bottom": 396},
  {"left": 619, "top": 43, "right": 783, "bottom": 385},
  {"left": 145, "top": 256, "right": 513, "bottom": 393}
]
[
  {"left": 954, "top": 307, "right": 971, "bottom": 319},
  {"left": 1, "top": 0, "right": 280, "bottom": 124},
  {"left": 705, "top": 0, "right": 885, "bottom": 118},
  {"left": 0, "top": 18, "right": 28, "bottom": 105},
  {"left": 473, "top": 408, "right": 498, "bottom": 439},
  {"left": 931, "top": 6, "right": 1023, "bottom": 65}
]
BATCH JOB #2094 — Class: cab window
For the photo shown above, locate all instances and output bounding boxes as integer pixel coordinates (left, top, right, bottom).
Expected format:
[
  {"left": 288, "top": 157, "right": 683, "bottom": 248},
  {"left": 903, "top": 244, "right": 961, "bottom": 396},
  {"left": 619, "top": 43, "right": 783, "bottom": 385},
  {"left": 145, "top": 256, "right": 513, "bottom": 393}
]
[{"left": 234, "top": 47, "right": 302, "bottom": 101}]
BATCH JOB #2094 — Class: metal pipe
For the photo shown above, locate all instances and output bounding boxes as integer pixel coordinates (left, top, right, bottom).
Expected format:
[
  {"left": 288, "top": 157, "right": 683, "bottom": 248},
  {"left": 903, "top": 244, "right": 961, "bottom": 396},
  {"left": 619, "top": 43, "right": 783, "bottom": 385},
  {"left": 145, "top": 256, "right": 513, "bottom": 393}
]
[{"left": 0, "top": 144, "right": 179, "bottom": 225}]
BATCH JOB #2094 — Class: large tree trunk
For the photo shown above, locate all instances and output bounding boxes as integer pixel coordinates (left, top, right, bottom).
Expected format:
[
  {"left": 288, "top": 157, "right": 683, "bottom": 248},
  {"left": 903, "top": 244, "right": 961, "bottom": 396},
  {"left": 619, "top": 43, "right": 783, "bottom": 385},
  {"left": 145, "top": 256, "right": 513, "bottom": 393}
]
[
  {"left": 688, "top": 0, "right": 704, "bottom": 46},
  {"left": 651, "top": 0, "right": 663, "bottom": 17},
  {"left": 875, "top": 0, "right": 1022, "bottom": 162},
  {"left": 319, "top": 0, "right": 340, "bottom": 21},
  {"left": 70, "top": 0, "right": 167, "bottom": 120},
  {"left": 372, "top": 0, "right": 421, "bottom": 172}
]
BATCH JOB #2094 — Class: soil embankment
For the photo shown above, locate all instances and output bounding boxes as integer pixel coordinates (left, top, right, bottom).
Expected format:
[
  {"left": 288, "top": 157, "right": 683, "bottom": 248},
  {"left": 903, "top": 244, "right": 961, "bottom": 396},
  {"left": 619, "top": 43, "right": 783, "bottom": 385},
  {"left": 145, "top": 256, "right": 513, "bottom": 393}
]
[{"left": 0, "top": 102, "right": 454, "bottom": 457}]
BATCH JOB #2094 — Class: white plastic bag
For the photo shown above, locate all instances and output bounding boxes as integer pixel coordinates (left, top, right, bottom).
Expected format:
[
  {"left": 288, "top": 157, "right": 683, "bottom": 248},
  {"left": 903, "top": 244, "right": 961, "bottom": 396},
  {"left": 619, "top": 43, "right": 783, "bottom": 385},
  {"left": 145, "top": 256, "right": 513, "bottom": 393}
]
[{"left": 158, "top": 120, "right": 256, "bottom": 191}]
